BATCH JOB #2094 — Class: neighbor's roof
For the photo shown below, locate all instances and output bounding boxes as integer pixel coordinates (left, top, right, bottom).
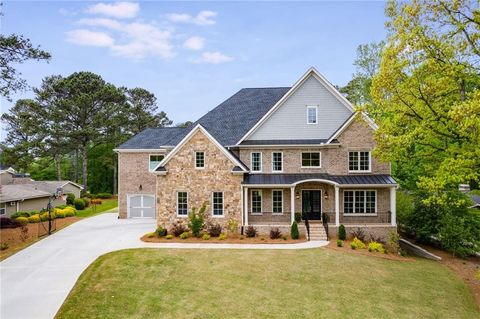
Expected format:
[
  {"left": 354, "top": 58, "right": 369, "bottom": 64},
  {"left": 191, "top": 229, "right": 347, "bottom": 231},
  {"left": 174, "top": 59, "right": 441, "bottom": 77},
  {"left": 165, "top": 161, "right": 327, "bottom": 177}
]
[
  {"left": 0, "top": 184, "right": 52, "bottom": 202},
  {"left": 243, "top": 174, "right": 397, "bottom": 186},
  {"left": 117, "top": 87, "right": 291, "bottom": 150},
  {"left": 469, "top": 194, "right": 480, "bottom": 207},
  {"left": 31, "top": 181, "right": 83, "bottom": 193}
]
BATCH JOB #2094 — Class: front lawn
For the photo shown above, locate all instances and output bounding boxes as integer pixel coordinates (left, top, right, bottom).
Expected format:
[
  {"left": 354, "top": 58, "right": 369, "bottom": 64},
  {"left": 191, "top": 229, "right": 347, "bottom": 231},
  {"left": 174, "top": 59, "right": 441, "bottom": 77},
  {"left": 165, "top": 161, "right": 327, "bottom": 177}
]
[
  {"left": 56, "top": 249, "right": 479, "bottom": 319},
  {"left": 75, "top": 198, "right": 118, "bottom": 218}
]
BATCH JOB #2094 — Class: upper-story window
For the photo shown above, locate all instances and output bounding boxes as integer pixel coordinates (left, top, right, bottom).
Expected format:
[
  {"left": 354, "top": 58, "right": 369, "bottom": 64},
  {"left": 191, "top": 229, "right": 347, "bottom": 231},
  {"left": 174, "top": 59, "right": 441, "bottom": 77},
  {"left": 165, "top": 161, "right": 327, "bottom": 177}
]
[
  {"left": 251, "top": 152, "right": 262, "bottom": 172},
  {"left": 149, "top": 155, "right": 164, "bottom": 171},
  {"left": 301, "top": 152, "right": 321, "bottom": 168},
  {"left": 195, "top": 151, "right": 205, "bottom": 169},
  {"left": 272, "top": 152, "right": 283, "bottom": 172},
  {"left": 307, "top": 106, "right": 318, "bottom": 124},
  {"left": 349, "top": 151, "right": 371, "bottom": 172}
]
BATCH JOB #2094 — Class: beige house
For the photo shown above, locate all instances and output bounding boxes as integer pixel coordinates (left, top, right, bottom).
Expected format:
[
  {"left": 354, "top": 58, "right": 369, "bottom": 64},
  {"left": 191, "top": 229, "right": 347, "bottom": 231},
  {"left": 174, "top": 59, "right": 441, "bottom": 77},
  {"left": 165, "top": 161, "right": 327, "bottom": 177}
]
[{"left": 116, "top": 68, "right": 397, "bottom": 240}]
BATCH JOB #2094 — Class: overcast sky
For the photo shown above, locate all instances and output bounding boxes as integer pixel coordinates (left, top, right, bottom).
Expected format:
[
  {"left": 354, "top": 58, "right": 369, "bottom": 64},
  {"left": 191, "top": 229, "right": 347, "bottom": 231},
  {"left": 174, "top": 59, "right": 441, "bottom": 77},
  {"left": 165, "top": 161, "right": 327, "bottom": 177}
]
[{"left": 1, "top": 1, "right": 387, "bottom": 128}]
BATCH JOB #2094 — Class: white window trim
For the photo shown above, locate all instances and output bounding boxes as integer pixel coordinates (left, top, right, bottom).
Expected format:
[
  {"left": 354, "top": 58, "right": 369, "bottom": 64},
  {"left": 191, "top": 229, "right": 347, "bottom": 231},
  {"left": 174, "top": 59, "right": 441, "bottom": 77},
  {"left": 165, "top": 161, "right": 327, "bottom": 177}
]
[
  {"left": 272, "top": 189, "right": 283, "bottom": 215},
  {"left": 306, "top": 105, "right": 318, "bottom": 125},
  {"left": 271, "top": 151, "right": 283, "bottom": 173},
  {"left": 300, "top": 151, "right": 322, "bottom": 168},
  {"left": 0, "top": 203, "right": 5, "bottom": 215},
  {"left": 148, "top": 154, "right": 165, "bottom": 172},
  {"left": 195, "top": 151, "right": 205, "bottom": 170},
  {"left": 176, "top": 191, "right": 189, "bottom": 217},
  {"left": 250, "top": 152, "right": 263, "bottom": 172},
  {"left": 250, "top": 189, "right": 262, "bottom": 215},
  {"left": 211, "top": 191, "right": 224, "bottom": 218},
  {"left": 342, "top": 189, "right": 377, "bottom": 216},
  {"left": 348, "top": 151, "right": 372, "bottom": 173}
]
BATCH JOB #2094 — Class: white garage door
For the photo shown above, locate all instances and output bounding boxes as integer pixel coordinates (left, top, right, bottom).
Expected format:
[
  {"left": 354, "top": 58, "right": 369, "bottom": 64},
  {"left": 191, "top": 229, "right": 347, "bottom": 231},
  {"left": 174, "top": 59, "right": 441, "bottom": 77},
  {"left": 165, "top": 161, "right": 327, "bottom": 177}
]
[{"left": 128, "top": 195, "right": 155, "bottom": 218}]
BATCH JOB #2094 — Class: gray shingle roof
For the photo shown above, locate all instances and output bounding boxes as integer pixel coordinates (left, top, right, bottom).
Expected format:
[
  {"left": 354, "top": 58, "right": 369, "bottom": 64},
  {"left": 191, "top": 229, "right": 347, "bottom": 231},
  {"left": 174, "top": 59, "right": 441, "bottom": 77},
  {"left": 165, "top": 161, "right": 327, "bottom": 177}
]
[
  {"left": 243, "top": 174, "right": 397, "bottom": 185},
  {"left": 0, "top": 184, "right": 52, "bottom": 202},
  {"left": 117, "top": 127, "right": 188, "bottom": 149},
  {"left": 239, "top": 139, "right": 331, "bottom": 146}
]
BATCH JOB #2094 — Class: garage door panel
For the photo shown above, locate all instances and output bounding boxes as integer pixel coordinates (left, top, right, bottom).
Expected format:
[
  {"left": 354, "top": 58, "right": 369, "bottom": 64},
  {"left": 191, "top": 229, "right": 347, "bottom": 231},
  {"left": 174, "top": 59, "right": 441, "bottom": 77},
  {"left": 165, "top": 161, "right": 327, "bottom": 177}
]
[
  {"left": 143, "top": 196, "right": 154, "bottom": 207},
  {"left": 128, "top": 195, "right": 155, "bottom": 218},
  {"left": 130, "top": 207, "right": 143, "bottom": 218},
  {"left": 143, "top": 207, "right": 155, "bottom": 218}
]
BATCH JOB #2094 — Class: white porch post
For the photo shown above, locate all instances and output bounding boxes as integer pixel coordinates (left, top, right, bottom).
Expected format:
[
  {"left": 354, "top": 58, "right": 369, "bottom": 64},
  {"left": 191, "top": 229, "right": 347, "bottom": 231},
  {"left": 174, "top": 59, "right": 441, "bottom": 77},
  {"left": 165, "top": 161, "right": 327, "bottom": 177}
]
[
  {"left": 390, "top": 186, "right": 397, "bottom": 226},
  {"left": 335, "top": 186, "right": 340, "bottom": 226},
  {"left": 290, "top": 186, "right": 295, "bottom": 224},
  {"left": 244, "top": 187, "right": 249, "bottom": 226}
]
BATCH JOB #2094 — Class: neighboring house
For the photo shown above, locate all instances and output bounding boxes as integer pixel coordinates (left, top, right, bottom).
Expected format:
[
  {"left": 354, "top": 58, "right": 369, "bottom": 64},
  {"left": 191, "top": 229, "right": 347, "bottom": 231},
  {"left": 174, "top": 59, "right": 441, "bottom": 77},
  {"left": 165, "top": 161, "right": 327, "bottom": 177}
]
[
  {"left": 115, "top": 68, "right": 397, "bottom": 240},
  {"left": 468, "top": 194, "right": 480, "bottom": 209},
  {"left": 0, "top": 169, "right": 83, "bottom": 217}
]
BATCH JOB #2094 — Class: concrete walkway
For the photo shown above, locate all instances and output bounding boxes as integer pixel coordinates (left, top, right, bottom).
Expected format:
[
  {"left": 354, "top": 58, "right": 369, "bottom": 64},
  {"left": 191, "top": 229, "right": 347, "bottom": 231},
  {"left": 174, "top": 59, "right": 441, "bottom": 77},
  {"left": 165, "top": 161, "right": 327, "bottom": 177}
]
[{"left": 1, "top": 212, "right": 328, "bottom": 319}]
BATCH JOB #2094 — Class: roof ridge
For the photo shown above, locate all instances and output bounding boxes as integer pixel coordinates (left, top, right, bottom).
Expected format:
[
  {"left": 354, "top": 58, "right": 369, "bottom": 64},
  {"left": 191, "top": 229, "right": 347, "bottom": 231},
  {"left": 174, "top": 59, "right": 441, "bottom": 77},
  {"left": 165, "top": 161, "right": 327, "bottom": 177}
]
[{"left": 241, "top": 86, "right": 291, "bottom": 89}]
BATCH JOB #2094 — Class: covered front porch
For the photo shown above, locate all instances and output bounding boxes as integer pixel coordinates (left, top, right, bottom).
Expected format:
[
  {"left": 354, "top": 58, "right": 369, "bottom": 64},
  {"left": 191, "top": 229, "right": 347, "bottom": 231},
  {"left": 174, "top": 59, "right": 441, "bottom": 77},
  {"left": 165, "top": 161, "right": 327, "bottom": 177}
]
[{"left": 241, "top": 174, "right": 398, "bottom": 228}]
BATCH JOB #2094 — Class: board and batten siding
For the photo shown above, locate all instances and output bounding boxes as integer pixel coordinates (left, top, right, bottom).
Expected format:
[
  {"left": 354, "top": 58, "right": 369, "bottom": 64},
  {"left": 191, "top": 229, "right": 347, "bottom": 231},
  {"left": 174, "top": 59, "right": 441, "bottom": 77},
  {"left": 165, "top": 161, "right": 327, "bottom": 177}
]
[{"left": 248, "top": 75, "right": 352, "bottom": 140}]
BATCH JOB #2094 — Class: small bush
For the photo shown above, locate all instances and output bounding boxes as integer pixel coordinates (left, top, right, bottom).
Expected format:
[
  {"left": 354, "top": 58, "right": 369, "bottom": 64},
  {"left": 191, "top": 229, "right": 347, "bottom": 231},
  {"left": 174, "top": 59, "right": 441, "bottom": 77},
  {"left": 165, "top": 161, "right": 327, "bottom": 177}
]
[
  {"left": 28, "top": 215, "right": 41, "bottom": 223},
  {"left": 180, "top": 232, "right": 189, "bottom": 239},
  {"left": 291, "top": 221, "right": 299, "bottom": 239},
  {"left": 245, "top": 226, "right": 257, "bottom": 238},
  {"left": 66, "top": 193, "right": 75, "bottom": 205},
  {"left": 368, "top": 241, "right": 385, "bottom": 253},
  {"left": 0, "top": 217, "right": 17, "bottom": 229},
  {"left": 96, "top": 193, "right": 112, "bottom": 199},
  {"left": 270, "top": 227, "right": 282, "bottom": 239},
  {"left": 155, "top": 226, "right": 167, "bottom": 237},
  {"left": 65, "top": 210, "right": 75, "bottom": 217},
  {"left": 338, "top": 224, "right": 346, "bottom": 240},
  {"left": 14, "top": 217, "right": 29, "bottom": 226},
  {"left": 171, "top": 222, "right": 188, "bottom": 237},
  {"left": 240, "top": 236, "right": 244, "bottom": 240},
  {"left": 146, "top": 232, "right": 156, "bottom": 238},
  {"left": 56, "top": 211, "right": 65, "bottom": 219},
  {"left": 207, "top": 222, "right": 222, "bottom": 237},
  {"left": 369, "top": 234, "right": 386, "bottom": 245},
  {"left": 351, "top": 237, "right": 366, "bottom": 250},
  {"left": 82, "top": 198, "right": 91, "bottom": 208},
  {"left": 219, "top": 233, "right": 227, "bottom": 240},
  {"left": 188, "top": 204, "right": 206, "bottom": 238},
  {"left": 0, "top": 242, "right": 8, "bottom": 250},
  {"left": 350, "top": 228, "right": 366, "bottom": 242},
  {"left": 11, "top": 211, "right": 30, "bottom": 219},
  {"left": 74, "top": 198, "right": 85, "bottom": 210},
  {"left": 294, "top": 212, "right": 302, "bottom": 223},
  {"left": 336, "top": 239, "right": 344, "bottom": 247},
  {"left": 165, "top": 234, "right": 173, "bottom": 239},
  {"left": 388, "top": 230, "right": 400, "bottom": 254},
  {"left": 202, "top": 233, "right": 211, "bottom": 240},
  {"left": 63, "top": 206, "right": 77, "bottom": 215},
  {"left": 282, "top": 235, "right": 287, "bottom": 240},
  {"left": 226, "top": 218, "right": 239, "bottom": 234}
]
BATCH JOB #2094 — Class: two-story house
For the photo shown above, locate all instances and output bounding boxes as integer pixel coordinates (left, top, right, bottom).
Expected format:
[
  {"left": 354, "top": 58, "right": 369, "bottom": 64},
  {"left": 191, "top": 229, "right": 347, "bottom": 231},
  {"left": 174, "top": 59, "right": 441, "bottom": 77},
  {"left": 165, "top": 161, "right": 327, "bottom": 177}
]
[{"left": 115, "top": 68, "right": 397, "bottom": 240}]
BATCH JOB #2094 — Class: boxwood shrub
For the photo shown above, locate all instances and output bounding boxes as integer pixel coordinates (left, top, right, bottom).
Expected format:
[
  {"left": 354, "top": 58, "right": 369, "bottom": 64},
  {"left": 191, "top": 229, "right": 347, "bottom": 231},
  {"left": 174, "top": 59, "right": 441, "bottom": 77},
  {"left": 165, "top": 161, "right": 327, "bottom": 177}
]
[{"left": 74, "top": 198, "right": 85, "bottom": 210}]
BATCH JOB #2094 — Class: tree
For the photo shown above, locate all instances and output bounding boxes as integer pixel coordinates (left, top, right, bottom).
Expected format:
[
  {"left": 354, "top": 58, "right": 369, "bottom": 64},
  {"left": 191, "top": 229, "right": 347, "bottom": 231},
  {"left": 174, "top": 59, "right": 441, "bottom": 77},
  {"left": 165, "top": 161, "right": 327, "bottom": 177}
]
[
  {"left": 372, "top": 0, "right": 480, "bottom": 205},
  {"left": 176, "top": 121, "right": 193, "bottom": 128}
]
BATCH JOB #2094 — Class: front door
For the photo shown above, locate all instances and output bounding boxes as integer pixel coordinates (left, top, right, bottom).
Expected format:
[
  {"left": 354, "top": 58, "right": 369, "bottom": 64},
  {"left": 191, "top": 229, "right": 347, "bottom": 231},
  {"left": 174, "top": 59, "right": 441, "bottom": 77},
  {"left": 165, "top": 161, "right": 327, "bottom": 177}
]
[{"left": 302, "top": 190, "right": 322, "bottom": 220}]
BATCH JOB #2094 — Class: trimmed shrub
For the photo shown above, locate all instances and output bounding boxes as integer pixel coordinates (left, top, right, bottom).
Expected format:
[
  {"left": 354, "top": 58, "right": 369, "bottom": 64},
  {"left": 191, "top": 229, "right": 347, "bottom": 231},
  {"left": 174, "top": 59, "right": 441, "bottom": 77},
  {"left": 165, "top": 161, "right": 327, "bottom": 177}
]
[
  {"left": 207, "top": 222, "right": 222, "bottom": 237},
  {"left": 180, "top": 232, "right": 189, "bottom": 239},
  {"left": 0, "top": 242, "right": 8, "bottom": 250},
  {"left": 96, "top": 193, "right": 112, "bottom": 199},
  {"left": 171, "top": 222, "right": 188, "bottom": 237},
  {"left": 351, "top": 237, "right": 366, "bottom": 250},
  {"left": 14, "top": 217, "right": 29, "bottom": 226},
  {"left": 0, "top": 217, "right": 17, "bottom": 229},
  {"left": 368, "top": 241, "right": 385, "bottom": 253},
  {"left": 270, "top": 227, "right": 282, "bottom": 239},
  {"left": 188, "top": 204, "right": 206, "bottom": 237},
  {"left": 65, "top": 210, "right": 75, "bottom": 217},
  {"left": 156, "top": 226, "right": 167, "bottom": 237},
  {"left": 82, "top": 198, "right": 91, "bottom": 208},
  {"left": 146, "top": 232, "right": 155, "bottom": 238},
  {"left": 11, "top": 211, "right": 30, "bottom": 219},
  {"left": 291, "top": 221, "right": 299, "bottom": 239},
  {"left": 66, "top": 193, "right": 75, "bottom": 205},
  {"left": 165, "top": 234, "right": 173, "bottom": 240},
  {"left": 74, "top": 198, "right": 85, "bottom": 210},
  {"left": 28, "top": 215, "right": 41, "bottom": 223},
  {"left": 56, "top": 211, "right": 65, "bottom": 219},
  {"left": 219, "top": 233, "right": 227, "bottom": 240},
  {"left": 336, "top": 239, "right": 344, "bottom": 247},
  {"left": 202, "top": 233, "right": 211, "bottom": 240},
  {"left": 226, "top": 218, "right": 238, "bottom": 234},
  {"left": 338, "top": 224, "right": 346, "bottom": 240},
  {"left": 245, "top": 226, "right": 257, "bottom": 238}
]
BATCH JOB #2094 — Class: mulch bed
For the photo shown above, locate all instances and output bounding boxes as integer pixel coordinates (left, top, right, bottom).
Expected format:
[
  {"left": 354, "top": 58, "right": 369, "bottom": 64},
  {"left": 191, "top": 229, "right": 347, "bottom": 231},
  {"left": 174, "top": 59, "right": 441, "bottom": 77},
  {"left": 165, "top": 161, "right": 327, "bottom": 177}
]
[
  {"left": 141, "top": 234, "right": 307, "bottom": 244},
  {"left": 326, "top": 240, "right": 413, "bottom": 262}
]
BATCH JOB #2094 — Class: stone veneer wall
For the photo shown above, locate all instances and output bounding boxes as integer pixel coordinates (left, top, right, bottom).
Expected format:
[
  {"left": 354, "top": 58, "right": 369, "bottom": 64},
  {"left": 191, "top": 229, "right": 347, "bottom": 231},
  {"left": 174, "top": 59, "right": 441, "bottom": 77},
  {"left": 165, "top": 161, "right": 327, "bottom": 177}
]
[
  {"left": 156, "top": 130, "right": 243, "bottom": 229},
  {"left": 118, "top": 152, "right": 165, "bottom": 218}
]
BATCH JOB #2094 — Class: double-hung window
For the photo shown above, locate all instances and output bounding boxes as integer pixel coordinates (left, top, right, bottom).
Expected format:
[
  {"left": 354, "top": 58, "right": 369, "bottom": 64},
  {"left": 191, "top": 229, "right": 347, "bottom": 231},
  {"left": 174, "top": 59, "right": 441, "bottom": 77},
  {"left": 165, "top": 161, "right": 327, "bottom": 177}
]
[
  {"left": 307, "top": 106, "right": 318, "bottom": 124},
  {"left": 251, "top": 152, "right": 262, "bottom": 172},
  {"left": 343, "top": 190, "right": 376, "bottom": 214},
  {"left": 195, "top": 151, "right": 205, "bottom": 168},
  {"left": 301, "top": 152, "right": 321, "bottom": 167},
  {"left": 348, "top": 151, "right": 371, "bottom": 172},
  {"left": 251, "top": 190, "right": 262, "bottom": 214},
  {"left": 177, "top": 192, "right": 188, "bottom": 216},
  {"left": 212, "top": 192, "right": 224, "bottom": 216},
  {"left": 272, "top": 190, "right": 283, "bottom": 214},
  {"left": 272, "top": 152, "right": 283, "bottom": 172},
  {"left": 149, "top": 155, "right": 164, "bottom": 171}
]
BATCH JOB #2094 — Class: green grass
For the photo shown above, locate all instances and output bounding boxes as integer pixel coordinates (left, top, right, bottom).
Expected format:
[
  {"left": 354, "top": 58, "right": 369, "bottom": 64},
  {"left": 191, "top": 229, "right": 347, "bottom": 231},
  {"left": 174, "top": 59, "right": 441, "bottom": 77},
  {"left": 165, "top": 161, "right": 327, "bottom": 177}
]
[
  {"left": 75, "top": 199, "right": 118, "bottom": 218},
  {"left": 56, "top": 249, "right": 479, "bottom": 319}
]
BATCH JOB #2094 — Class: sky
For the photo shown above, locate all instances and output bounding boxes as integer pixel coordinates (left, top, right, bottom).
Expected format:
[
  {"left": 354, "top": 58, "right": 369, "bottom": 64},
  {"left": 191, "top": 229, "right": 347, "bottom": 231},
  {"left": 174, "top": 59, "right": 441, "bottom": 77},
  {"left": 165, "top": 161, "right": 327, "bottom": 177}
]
[{"left": 1, "top": 1, "right": 387, "bottom": 129}]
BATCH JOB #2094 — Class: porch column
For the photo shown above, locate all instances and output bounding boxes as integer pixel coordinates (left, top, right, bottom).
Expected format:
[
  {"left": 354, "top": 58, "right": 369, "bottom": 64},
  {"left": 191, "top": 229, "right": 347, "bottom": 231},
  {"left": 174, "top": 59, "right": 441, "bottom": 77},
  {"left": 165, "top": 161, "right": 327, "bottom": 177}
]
[
  {"left": 290, "top": 186, "right": 295, "bottom": 224},
  {"left": 390, "top": 186, "right": 397, "bottom": 226},
  {"left": 334, "top": 186, "right": 340, "bottom": 226},
  {"left": 244, "top": 187, "right": 249, "bottom": 226}
]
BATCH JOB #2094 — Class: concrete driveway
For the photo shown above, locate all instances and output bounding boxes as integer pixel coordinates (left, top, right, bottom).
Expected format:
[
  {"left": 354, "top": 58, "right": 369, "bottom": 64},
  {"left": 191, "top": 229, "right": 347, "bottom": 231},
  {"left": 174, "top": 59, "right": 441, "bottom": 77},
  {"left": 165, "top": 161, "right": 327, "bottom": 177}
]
[{"left": 1, "top": 211, "right": 327, "bottom": 319}]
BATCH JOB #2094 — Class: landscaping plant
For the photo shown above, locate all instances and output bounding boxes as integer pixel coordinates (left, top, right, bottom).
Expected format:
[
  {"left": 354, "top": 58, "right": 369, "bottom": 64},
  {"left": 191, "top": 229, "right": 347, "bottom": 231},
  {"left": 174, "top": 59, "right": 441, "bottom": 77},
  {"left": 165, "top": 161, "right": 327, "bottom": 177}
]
[
  {"left": 245, "top": 226, "right": 257, "bottom": 238},
  {"left": 294, "top": 212, "right": 302, "bottom": 223},
  {"left": 171, "top": 223, "right": 188, "bottom": 237},
  {"left": 188, "top": 204, "right": 206, "bottom": 237},
  {"left": 202, "top": 233, "right": 211, "bottom": 240},
  {"left": 0, "top": 243, "right": 9, "bottom": 251},
  {"left": 165, "top": 234, "right": 173, "bottom": 240},
  {"left": 28, "top": 215, "right": 41, "bottom": 223},
  {"left": 350, "top": 237, "right": 366, "bottom": 250},
  {"left": 180, "top": 232, "right": 189, "bottom": 240},
  {"left": 155, "top": 226, "right": 167, "bottom": 237},
  {"left": 336, "top": 239, "right": 343, "bottom": 247},
  {"left": 219, "top": 233, "right": 227, "bottom": 240},
  {"left": 74, "top": 198, "right": 85, "bottom": 210},
  {"left": 66, "top": 193, "right": 75, "bottom": 205},
  {"left": 270, "top": 227, "right": 282, "bottom": 239},
  {"left": 290, "top": 221, "right": 299, "bottom": 239},
  {"left": 368, "top": 242, "right": 385, "bottom": 253},
  {"left": 14, "top": 217, "right": 29, "bottom": 226},
  {"left": 207, "top": 222, "right": 222, "bottom": 237},
  {"left": 338, "top": 224, "right": 346, "bottom": 240},
  {"left": 350, "top": 228, "right": 366, "bottom": 242},
  {"left": 226, "top": 218, "right": 238, "bottom": 234}
]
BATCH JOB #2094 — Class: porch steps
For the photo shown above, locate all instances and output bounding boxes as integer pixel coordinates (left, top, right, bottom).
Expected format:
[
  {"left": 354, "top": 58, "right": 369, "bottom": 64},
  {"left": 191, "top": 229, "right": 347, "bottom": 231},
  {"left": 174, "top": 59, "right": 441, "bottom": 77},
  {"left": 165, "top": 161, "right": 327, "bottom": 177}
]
[{"left": 307, "top": 222, "right": 328, "bottom": 241}]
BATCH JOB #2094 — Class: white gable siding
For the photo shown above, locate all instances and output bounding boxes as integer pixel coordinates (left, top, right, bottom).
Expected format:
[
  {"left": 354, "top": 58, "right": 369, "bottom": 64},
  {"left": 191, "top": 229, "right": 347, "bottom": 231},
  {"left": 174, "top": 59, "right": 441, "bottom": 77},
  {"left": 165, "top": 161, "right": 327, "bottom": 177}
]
[{"left": 248, "top": 75, "right": 353, "bottom": 140}]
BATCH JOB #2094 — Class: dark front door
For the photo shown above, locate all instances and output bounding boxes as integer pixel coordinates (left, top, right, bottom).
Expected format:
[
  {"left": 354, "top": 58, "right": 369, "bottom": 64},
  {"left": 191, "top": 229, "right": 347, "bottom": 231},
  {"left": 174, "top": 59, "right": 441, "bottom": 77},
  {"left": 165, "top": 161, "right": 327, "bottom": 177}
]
[{"left": 302, "top": 190, "right": 322, "bottom": 220}]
